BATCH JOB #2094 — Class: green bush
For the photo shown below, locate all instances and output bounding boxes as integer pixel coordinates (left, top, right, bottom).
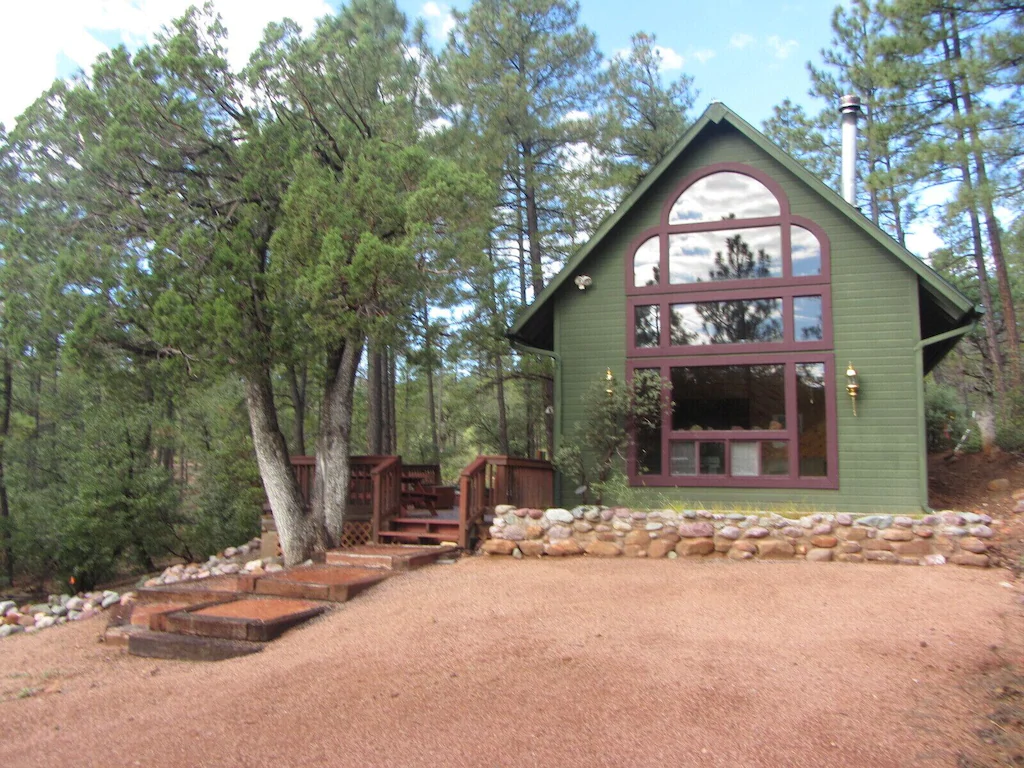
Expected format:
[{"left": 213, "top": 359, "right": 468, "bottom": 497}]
[
  {"left": 997, "top": 387, "right": 1024, "bottom": 453},
  {"left": 924, "top": 384, "right": 975, "bottom": 453}
]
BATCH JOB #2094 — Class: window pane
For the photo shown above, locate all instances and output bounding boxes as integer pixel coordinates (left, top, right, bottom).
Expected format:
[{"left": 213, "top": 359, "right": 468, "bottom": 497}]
[
  {"left": 669, "top": 172, "right": 780, "bottom": 224},
  {"left": 633, "top": 236, "right": 660, "bottom": 287},
  {"left": 670, "top": 442, "right": 696, "bottom": 476},
  {"left": 797, "top": 363, "right": 827, "bottom": 476},
  {"left": 669, "top": 227, "right": 782, "bottom": 285},
  {"left": 731, "top": 442, "right": 758, "bottom": 476},
  {"left": 761, "top": 441, "right": 789, "bottom": 476},
  {"left": 634, "top": 369, "right": 662, "bottom": 475},
  {"left": 634, "top": 305, "right": 661, "bottom": 348},
  {"left": 670, "top": 299, "right": 783, "bottom": 345},
  {"left": 791, "top": 226, "right": 822, "bottom": 277},
  {"left": 700, "top": 442, "right": 726, "bottom": 475},
  {"left": 671, "top": 365, "right": 786, "bottom": 431},
  {"left": 794, "top": 296, "right": 823, "bottom": 342}
]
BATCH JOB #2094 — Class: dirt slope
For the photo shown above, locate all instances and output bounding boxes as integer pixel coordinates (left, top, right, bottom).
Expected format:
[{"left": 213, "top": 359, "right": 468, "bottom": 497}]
[{"left": 0, "top": 557, "right": 1017, "bottom": 767}]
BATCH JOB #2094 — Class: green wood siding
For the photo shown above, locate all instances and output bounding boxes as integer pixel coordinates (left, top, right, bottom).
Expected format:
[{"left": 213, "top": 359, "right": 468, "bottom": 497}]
[{"left": 554, "top": 125, "right": 926, "bottom": 513}]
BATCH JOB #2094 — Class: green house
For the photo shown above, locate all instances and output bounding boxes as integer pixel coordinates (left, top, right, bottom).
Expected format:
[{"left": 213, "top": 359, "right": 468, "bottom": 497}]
[{"left": 508, "top": 103, "right": 977, "bottom": 514}]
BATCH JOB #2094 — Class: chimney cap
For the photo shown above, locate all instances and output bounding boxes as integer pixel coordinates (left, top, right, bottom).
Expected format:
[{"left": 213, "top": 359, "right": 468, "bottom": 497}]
[{"left": 840, "top": 94, "right": 862, "bottom": 115}]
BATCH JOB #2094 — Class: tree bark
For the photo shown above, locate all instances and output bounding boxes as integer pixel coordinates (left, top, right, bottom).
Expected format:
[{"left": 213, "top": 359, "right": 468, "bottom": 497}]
[
  {"left": 286, "top": 362, "right": 307, "bottom": 456},
  {"left": 941, "top": 21, "right": 1003, "bottom": 402},
  {"left": 494, "top": 353, "right": 510, "bottom": 455},
  {"left": 367, "top": 346, "right": 384, "bottom": 454},
  {"left": 244, "top": 368, "right": 315, "bottom": 566},
  {"left": 949, "top": 13, "right": 1021, "bottom": 388},
  {"left": 385, "top": 349, "right": 397, "bottom": 454},
  {"left": 313, "top": 337, "right": 364, "bottom": 545},
  {"left": 0, "top": 356, "right": 12, "bottom": 585}
]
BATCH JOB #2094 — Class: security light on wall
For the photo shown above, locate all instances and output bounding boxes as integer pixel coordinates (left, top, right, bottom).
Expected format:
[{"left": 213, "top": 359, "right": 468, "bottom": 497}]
[{"left": 574, "top": 274, "right": 593, "bottom": 290}]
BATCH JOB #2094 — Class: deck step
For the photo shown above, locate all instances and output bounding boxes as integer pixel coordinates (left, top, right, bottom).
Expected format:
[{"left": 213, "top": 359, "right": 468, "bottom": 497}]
[
  {"left": 254, "top": 565, "right": 387, "bottom": 602},
  {"left": 128, "top": 629, "right": 265, "bottom": 661},
  {"left": 377, "top": 530, "right": 458, "bottom": 542},
  {"left": 326, "top": 544, "right": 459, "bottom": 571},
  {"left": 164, "top": 597, "right": 327, "bottom": 643},
  {"left": 389, "top": 517, "right": 460, "bottom": 527},
  {"left": 135, "top": 574, "right": 257, "bottom": 605}
]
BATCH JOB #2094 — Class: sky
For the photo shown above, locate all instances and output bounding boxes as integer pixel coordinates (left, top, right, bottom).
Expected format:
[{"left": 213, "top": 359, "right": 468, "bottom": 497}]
[{"left": 0, "top": 0, "right": 942, "bottom": 254}]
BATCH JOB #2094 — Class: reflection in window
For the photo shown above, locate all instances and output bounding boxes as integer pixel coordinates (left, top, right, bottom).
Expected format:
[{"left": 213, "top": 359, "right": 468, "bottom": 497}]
[
  {"left": 669, "top": 227, "right": 782, "bottom": 284},
  {"left": 670, "top": 442, "right": 696, "bottom": 476},
  {"left": 700, "top": 442, "right": 726, "bottom": 475},
  {"left": 633, "top": 236, "right": 660, "bottom": 287},
  {"left": 761, "top": 441, "right": 789, "bottom": 475},
  {"left": 791, "top": 226, "right": 822, "bottom": 276},
  {"left": 634, "top": 305, "right": 660, "bottom": 348},
  {"left": 634, "top": 369, "right": 663, "bottom": 475},
  {"left": 670, "top": 299, "right": 783, "bottom": 345},
  {"left": 669, "top": 172, "right": 780, "bottom": 224},
  {"left": 794, "top": 296, "right": 823, "bottom": 341},
  {"left": 797, "top": 363, "right": 827, "bottom": 477},
  {"left": 670, "top": 365, "right": 785, "bottom": 431}
]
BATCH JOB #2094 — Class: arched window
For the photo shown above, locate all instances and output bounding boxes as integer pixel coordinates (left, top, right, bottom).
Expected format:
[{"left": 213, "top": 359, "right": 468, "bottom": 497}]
[{"left": 626, "top": 163, "right": 837, "bottom": 490}]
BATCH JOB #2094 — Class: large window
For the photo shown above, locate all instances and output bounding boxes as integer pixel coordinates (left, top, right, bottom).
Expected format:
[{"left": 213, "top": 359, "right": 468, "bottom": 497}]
[{"left": 626, "top": 163, "right": 837, "bottom": 489}]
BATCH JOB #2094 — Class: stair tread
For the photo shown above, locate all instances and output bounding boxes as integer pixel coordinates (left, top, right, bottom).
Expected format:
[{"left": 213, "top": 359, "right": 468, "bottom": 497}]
[
  {"left": 389, "top": 517, "right": 460, "bottom": 525},
  {"left": 378, "top": 531, "right": 456, "bottom": 540}
]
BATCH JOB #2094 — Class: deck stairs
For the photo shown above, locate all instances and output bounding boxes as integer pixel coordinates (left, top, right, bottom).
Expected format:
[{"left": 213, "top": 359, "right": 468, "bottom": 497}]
[{"left": 104, "top": 544, "right": 458, "bottom": 661}]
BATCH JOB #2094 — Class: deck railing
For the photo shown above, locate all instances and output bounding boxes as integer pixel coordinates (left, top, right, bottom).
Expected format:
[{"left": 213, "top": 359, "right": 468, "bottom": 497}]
[
  {"left": 272, "top": 455, "right": 402, "bottom": 533},
  {"left": 370, "top": 455, "right": 403, "bottom": 542},
  {"left": 458, "top": 456, "right": 554, "bottom": 549}
]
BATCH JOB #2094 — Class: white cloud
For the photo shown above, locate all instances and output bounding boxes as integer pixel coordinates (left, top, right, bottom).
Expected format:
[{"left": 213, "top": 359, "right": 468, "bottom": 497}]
[
  {"left": 420, "top": 2, "right": 456, "bottom": 41},
  {"left": 654, "top": 45, "right": 684, "bottom": 70},
  {"left": 905, "top": 224, "right": 945, "bottom": 259},
  {"left": 729, "top": 33, "right": 755, "bottom": 49},
  {"left": 0, "top": 0, "right": 332, "bottom": 130},
  {"left": 766, "top": 35, "right": 799, "bottom": 60},
  {"left": 563, "top": 110, "right": 590, "bottom": 122},
  {"left": 691, "top": 49, "right": 716, "bottom": 64}
]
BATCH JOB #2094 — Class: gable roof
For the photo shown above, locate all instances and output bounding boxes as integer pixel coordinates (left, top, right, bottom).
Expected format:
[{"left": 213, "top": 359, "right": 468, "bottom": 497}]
[{"left": 508, "top": 102, "right": 977, "bottom": 358}]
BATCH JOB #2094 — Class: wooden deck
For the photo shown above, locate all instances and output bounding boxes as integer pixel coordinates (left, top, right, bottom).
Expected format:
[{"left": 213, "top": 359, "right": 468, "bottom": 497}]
[{"left": 264, "top": 454, "right": 554, "bottom": 550}]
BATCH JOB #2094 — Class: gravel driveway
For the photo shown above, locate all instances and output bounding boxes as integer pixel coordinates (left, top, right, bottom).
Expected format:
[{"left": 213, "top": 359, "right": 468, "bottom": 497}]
[{"left": 0, "top": 558, "right": 1017, "bottom": 767}]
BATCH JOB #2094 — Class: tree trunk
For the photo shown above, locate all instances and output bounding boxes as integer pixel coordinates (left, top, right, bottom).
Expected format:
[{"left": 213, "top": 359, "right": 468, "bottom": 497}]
[
  {"left": 494, "top": 353, "right": 510, "bottom": 455},
  {"left": 244, "top": 369, "right": 315, "bottom": 566},
  {"left": 286, "top": 362, "right": 307, "bottom": 456},
  {"left": 949, "top": 14, "right": 1021, "bottom": 388},
  {"left": 367, "top": 346, "right": 384, "bottom": 454},
  {"left": 312, "top": 337, "right": 364, "bottom": 545},
  {"left": 523, "top": 143, "right": 555, "bottom": 458},
  {"left": 941, "top": 23, "right": 1003, "bottom": 401},
  {"left": 385, "top": 349, "right": 397, "bottom": 454},
  {"left": 0, "top": 356, "right": 12, "bottom": 585}
]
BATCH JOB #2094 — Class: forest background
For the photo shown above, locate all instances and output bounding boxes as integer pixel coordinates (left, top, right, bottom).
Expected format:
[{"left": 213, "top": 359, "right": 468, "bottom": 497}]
[{"left": 0, "top": 0, "right": 1020, "bottom": 586}]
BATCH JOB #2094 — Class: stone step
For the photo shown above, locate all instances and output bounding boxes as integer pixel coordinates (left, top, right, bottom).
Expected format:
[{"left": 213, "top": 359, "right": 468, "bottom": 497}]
[
  {"left": 326, "top": 544, "right": 460, "bottom": 571},
  {"left": 163, "top": 597, "right": 327, "bottom": 643},
  {"left": 253, "top": 565, "right": 387, "bottom": 602},
  {"left": 128, "top": 629, "right": 265, "bottom": 662}
]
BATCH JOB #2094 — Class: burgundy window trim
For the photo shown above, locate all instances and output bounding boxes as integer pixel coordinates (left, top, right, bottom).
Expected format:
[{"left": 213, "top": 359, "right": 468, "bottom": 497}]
[
  {"left": 627, "top": 354, "right": 839, "bottom": 490},
  {"left": 625, "top": 163, "right": 838, "bottom": 491},
  {"left": 627, "top": 288, "right": 833, "bottom": 356}
]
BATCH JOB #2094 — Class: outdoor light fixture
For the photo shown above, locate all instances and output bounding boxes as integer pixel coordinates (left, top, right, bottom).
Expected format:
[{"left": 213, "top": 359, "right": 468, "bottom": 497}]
[
  {"left": 606, "top": 368, "right": 614, "bottom": 395},
  {"left": 846, "top": 362, "right": 859, "bottom": 416},
  {"left": 574, "top": 274, "right": 593, "bottom": 290}
]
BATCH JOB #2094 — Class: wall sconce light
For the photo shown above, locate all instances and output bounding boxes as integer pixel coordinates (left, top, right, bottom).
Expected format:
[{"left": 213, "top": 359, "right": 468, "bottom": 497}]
[
  {"left": 574, "top": 274, "right": 593, "bottom": 290},
  {"left": 606, "top": 368, "right": 614, "bottom": 395},
  {"left": 846, "top": 362, "right": 859, "bottom": 416}
]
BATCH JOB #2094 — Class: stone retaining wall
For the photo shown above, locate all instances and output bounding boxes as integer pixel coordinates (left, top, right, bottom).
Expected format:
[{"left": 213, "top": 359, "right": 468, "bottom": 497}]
[{"left": 481, "top": 506, "right": 995, "bottom": 567}]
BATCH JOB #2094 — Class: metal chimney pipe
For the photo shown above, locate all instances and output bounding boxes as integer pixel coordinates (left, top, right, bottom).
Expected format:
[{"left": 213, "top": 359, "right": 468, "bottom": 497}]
[{"left": 839, "top": 94, "right": 862, "bottom": 206}]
